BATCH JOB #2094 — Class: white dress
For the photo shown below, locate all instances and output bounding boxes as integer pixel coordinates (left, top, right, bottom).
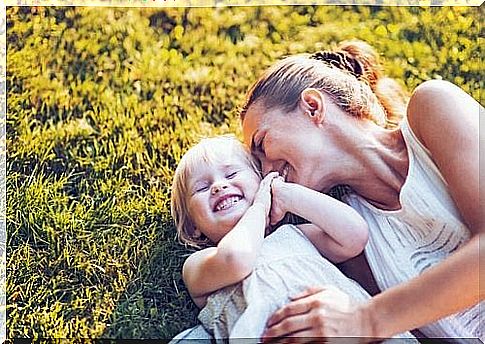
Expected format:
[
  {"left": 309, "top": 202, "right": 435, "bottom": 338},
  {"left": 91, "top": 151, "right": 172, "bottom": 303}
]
[
  {"left": 344, "top": 117, "right": 483, "bottom": 342},
  {"left": 171, "top": 224, "right": 417, "bottom": 343}
]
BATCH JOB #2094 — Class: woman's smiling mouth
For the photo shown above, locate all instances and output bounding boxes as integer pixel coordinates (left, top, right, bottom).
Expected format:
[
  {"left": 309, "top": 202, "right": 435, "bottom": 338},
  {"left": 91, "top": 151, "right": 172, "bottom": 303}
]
[{"left": 280, "top": 163, "right": 290, "bottom": 181}]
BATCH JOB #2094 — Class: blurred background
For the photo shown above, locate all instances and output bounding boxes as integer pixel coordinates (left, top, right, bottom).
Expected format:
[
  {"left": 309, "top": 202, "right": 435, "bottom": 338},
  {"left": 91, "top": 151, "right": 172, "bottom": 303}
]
[{"left": 6, "top": 5, "right": 482, "bottom": 339}]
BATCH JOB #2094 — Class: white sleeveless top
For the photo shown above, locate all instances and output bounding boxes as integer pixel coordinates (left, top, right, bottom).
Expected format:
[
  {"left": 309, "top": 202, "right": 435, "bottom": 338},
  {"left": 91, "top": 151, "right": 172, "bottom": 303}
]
[
  {"left": 197, "top": 224, "right": 416, "bottom": 342},
  {"left": 345, "top": 117, "right": 483, "bottom": 341}
]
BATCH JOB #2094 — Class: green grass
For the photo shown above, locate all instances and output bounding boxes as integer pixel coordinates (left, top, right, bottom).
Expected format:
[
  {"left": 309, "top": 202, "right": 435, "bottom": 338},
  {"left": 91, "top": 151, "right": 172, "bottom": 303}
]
[{"left": 6, "top": 5, "right": 482, "bottom": 339}]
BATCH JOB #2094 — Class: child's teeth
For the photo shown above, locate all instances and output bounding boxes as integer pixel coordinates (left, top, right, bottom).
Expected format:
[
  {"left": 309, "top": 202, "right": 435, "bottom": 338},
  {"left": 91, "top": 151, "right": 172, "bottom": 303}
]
[{"left": 216, "top": 196, "right": 241, "bottom": 211}]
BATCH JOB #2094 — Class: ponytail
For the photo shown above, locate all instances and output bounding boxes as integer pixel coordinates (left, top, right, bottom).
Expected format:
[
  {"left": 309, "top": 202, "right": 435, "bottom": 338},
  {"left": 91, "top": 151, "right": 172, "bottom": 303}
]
[
  {"left": 311, "top": 40, "right": 408, "bottom": 127},
  {"left": 311, "top": 40, "right": 381, "bottom": 88}
]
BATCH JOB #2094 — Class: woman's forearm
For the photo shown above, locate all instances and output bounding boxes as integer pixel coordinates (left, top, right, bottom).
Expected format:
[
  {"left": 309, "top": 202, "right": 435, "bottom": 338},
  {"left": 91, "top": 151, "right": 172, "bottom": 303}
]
[{"left": 365, "top": 234, "right": 483, "bottom": 338}]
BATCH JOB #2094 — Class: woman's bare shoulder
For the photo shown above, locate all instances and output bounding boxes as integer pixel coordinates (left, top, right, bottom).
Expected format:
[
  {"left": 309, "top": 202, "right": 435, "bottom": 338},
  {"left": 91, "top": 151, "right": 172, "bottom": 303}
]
[
  {"left": 406, "top": 80, "right": 479, "bottom": 146},
  {"left": 406, "top": 80, "right": 481, "bottom": 231}
]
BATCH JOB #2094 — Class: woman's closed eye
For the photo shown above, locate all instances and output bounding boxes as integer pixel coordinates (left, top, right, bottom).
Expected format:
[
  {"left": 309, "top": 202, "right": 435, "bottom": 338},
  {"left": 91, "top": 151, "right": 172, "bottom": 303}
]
[
  {"left": 258, "top": 136, "right": 266, "bottom": 155},
  {"left": 251, "top": 135, "right": 266, "bottom": 158}
]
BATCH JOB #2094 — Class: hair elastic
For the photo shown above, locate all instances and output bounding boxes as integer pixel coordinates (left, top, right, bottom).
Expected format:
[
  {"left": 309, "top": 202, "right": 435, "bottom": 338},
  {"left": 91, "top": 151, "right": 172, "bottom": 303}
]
[{"left": 310, "top": 51, "right": 364, "bottom": 79}]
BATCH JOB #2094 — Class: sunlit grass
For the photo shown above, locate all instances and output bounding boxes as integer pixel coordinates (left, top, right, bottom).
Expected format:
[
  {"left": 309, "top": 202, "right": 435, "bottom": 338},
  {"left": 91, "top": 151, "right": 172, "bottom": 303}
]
[{"left": 6, "top": 5, "right": 482, "bottom": 339}]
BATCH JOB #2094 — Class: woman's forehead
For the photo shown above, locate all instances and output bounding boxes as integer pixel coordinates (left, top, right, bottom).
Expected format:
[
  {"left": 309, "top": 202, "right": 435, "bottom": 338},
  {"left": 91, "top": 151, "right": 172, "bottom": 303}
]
[
  {"left": 242, "top": 103, "right": 270, "bottom": 145},
  {"left": 243, "top": 105, "right": 295, "bottom": 143}
]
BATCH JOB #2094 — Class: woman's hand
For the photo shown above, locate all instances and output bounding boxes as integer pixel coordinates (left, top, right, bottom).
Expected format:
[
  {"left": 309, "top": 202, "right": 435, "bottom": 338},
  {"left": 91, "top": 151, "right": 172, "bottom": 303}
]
[{"left": 262, "top": 286, "right": 374, "bottom": 343}]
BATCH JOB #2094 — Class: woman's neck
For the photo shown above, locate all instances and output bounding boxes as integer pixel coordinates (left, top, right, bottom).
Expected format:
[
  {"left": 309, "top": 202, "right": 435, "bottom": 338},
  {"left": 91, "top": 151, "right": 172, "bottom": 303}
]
[{"left": 331, "top": 118, "right": 409, "bottom": 210}]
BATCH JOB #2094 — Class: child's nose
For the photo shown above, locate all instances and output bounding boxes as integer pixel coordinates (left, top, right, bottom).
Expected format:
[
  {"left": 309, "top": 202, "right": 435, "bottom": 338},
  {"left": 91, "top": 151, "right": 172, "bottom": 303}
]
[{"left": 211, "top": 182, "right": 228, "bottom": 195}]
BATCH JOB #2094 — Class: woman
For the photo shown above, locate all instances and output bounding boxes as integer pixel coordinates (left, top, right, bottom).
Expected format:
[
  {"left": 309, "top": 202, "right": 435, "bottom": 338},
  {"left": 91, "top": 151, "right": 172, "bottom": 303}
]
[{"left": 240, "top": 40, "right": 483, "bottom": 341}]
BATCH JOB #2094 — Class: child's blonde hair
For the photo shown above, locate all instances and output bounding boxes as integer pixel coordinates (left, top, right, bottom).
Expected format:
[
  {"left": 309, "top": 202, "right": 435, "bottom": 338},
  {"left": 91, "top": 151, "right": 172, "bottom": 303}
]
[{"left": 171, "top": 135, "right": 261, "bottom": 249}]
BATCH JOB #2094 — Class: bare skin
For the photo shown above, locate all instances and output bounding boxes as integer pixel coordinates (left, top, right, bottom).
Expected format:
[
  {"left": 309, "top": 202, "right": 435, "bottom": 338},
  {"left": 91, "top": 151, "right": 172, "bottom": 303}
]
[
  {"left": 182, "top": 149, "right": 370, "bottom": 309},
  {"left": 242, "top": 80, "right": 483, "bottom": 341}
]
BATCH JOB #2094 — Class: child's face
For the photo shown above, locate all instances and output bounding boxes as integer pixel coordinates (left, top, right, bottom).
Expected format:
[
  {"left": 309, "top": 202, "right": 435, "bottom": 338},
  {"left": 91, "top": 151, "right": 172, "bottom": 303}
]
[{"left": 186, "top": 152, "right": 261, "bottom": 243}]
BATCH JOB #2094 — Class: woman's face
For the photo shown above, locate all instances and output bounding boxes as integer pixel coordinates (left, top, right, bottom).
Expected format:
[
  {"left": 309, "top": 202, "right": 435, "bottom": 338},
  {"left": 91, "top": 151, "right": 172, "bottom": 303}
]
[{"left": 242, "top": 103, "right": 335, "bottom": 192}]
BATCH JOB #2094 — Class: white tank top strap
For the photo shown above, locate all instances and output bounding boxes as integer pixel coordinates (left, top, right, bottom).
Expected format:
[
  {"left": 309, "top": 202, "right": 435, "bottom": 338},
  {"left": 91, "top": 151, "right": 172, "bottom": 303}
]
[
  {"left": 344, "top": 116, "right": 480, "bottom": 339},
  {"left": 399, "top": 116, "right": 447, "bottom": 187}
]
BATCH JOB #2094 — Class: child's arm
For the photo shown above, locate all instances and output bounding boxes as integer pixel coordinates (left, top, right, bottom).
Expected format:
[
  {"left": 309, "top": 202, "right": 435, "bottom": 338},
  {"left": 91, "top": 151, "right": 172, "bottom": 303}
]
[
  {"left": 183, "top": 172, "right": 278, "bottom": 308},
  {"left": 271, "top": 178, "right": 368, "bottom": 263}
]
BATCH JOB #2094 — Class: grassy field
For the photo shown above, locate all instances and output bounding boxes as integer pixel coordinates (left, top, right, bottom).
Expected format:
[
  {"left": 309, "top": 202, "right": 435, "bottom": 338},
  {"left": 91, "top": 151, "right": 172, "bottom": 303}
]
[{"left": 6, "top": 5, "right": 482, "bottom": 339}]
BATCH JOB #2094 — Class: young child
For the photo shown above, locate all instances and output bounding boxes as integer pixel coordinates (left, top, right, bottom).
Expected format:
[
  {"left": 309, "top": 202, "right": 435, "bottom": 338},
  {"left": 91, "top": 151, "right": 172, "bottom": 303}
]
[{"left": 170, "top": 135, "right": 416, "bottom": 342}]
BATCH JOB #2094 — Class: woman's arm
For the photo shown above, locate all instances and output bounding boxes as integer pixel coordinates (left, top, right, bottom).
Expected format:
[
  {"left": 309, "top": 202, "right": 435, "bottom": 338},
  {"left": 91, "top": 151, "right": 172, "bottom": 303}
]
[
  {"left": 183, "top": 172, "right": 278, "bottom": 308},
  {"left": 367, "top": 233, "right": 483, "bottom": 338},
  {"left": 357, "top": 79, "right": 484, "bottom": 335},
  {"left": 261, "top": 80, "right": 484, "bottom": 340},
  {"left": 262, "top": 233, "right": 483, "bottom": 341},
  {"left": 271, "top": 178, "right": 369, "bottom": 263},
  {"left": 407, "top": 80, "right": 481, "bottom": 232}
]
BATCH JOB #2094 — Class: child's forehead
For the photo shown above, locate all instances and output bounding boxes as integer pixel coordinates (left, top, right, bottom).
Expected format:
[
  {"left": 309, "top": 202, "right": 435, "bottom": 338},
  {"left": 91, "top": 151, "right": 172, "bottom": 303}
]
[
  {"left": 186, "top": 155, "right": 250, "bottom": 185},
  {"left": 199, "top": 152, "right": 248, "bottom": 168},
  {"left": 183, "top": 140, "right": 253, "bottom": 178}
]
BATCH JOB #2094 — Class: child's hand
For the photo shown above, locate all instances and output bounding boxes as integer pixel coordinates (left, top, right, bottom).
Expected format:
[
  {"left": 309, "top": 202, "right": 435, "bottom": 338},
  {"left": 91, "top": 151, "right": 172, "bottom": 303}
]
[
  {"left": 269, "top": 176, "right": 290, "bottom": 225},
  {"left": 253, "top": 172, "right": 279, "bottom": 216}
]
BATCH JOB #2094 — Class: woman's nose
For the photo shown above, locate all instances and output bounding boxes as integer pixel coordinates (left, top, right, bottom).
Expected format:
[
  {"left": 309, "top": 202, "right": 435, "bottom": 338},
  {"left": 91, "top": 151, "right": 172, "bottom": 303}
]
[{"left": 211, "top": 182, "right": 228, "bottom": 195}]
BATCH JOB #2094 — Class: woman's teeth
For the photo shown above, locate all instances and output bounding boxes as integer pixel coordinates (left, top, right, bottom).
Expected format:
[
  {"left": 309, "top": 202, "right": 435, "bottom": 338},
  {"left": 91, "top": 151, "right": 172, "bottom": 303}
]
[
  {"left": 282, "top": 164, "right": 289, "bottom": 181},
  {"left": 215, "top": 196, "right": 242, "bottom": 212}
]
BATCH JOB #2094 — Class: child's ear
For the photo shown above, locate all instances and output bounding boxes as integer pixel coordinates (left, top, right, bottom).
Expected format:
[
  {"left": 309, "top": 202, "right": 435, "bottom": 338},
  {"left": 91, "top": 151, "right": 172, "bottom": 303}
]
[{"left": 193, "top": 229, "right": 202, "bottom": 238}]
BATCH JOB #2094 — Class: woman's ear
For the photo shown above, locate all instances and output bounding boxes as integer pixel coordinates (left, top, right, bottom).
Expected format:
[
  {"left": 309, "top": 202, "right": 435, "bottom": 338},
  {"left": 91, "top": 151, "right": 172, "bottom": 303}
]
[
  {"left": 193, "top": 228, "right": 202, "bottom": 238},
  {"left": 300, "top": 88, "right": 326, "bottom": 125}
]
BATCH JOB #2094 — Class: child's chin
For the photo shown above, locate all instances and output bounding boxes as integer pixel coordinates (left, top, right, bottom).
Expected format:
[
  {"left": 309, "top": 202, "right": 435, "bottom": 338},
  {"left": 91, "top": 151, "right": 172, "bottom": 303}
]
[{"left": 220, "top": 205, "right": 249, "bottom": 225}]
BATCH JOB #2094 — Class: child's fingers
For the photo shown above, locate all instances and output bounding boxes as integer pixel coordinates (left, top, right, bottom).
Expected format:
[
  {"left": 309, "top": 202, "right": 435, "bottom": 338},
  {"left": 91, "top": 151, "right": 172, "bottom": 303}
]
[
  {"left": 263, "top": 171, "right": 280, "bottom": 183},
  {"left": 271, "top": 176, "right": 285, "bottom": 189},
  {"left": 255, "top": 172, "right": 279, "bottom": 212},
  {"left": 260, "top": 172, "right": 279, "bottom": 190}
]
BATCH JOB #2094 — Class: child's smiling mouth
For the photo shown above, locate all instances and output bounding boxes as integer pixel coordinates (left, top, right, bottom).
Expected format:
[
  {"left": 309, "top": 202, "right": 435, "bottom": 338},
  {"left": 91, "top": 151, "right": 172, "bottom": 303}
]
[{"left": 213, "top": 195, "right": 243, "bottom": 212}]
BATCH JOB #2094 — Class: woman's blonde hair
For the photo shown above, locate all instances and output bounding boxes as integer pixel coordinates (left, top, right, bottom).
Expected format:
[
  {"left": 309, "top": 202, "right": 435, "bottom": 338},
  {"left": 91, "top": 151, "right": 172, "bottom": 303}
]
[
  {"left": 171, "top": 135, "right": 261, "bottom": 249},
  {"left": 240, "top": 40, "right": 408, "bottom": 128}
]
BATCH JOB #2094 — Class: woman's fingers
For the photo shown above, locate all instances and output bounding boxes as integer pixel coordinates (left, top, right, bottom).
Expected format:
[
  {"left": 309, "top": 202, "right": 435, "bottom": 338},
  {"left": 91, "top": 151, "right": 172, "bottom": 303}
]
[
  {"left": 266, "top": 292, "right": 319, "bottom": 327},
  {"left": 262, "top": 313, "right": 312, "bottom": 342},
  {"left": 290, "top": 286, "right": 326, "bottom": 301},
  {"left": 262, "top": 329, "right": 320, "bottom": 344},
  {"left": 262, "top": 286, "right": 371, "bottom": 343}
]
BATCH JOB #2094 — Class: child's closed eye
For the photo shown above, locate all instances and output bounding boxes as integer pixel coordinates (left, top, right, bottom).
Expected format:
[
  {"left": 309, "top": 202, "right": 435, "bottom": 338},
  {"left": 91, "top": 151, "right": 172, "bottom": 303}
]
[
  {"left": 226, "top": 171, "right": 238, "bottom": 179},
  {"left": 194, "top": 184, "right": 209, "bottom": 193}
]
